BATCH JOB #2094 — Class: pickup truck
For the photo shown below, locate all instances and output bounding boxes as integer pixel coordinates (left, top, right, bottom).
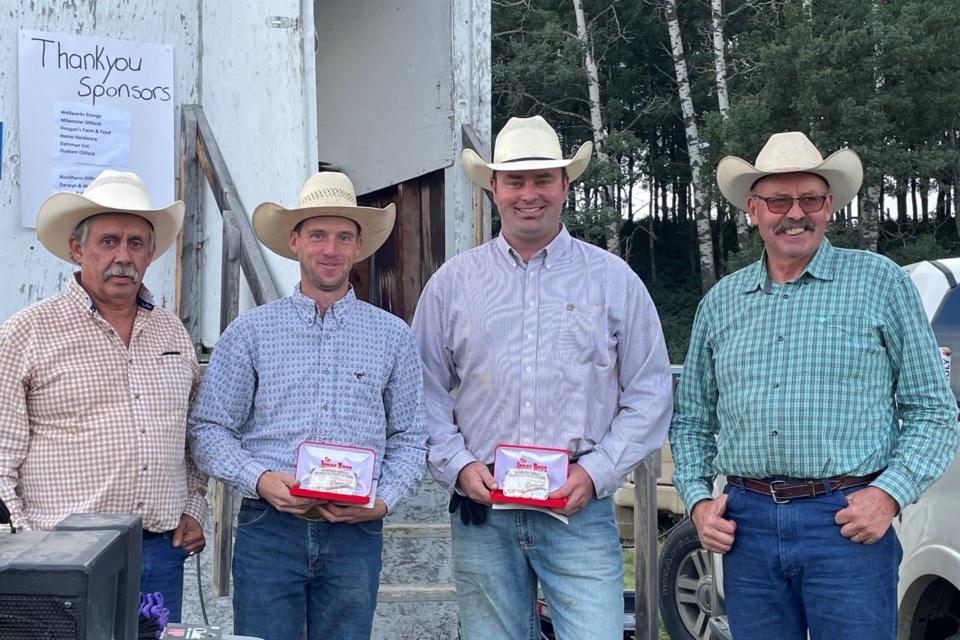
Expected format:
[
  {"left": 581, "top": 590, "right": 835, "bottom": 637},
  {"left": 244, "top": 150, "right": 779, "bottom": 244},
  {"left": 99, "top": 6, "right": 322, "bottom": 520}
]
[{"left": 659, "top": 257, "right": 960, "bottom": 640}]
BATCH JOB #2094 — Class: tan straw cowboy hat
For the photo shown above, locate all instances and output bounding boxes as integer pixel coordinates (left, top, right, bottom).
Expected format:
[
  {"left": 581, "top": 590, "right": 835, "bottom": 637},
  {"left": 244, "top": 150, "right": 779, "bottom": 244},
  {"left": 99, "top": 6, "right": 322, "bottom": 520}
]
[
  {"left": 716, "top": 132, "right": 863, "bottom": 213},
  {"left": 462, "top": 115, "right": 593, "bottom": 190},
  {"left": 36, "top": 169, "right": 184, "bottom": 264},
  {"left": 252, "top": 172, "right": 395, "bottom": 262}
]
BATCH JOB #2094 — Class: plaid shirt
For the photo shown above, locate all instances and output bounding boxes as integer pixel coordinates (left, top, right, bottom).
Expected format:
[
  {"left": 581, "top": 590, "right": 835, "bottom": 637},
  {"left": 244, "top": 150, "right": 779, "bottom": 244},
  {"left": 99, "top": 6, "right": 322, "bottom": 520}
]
[
  {"left": 0, "top": 275, "right": 206, "bottom": 532},
  {"left": 671, "top": 239, "right": 959, "bottom": 510}
]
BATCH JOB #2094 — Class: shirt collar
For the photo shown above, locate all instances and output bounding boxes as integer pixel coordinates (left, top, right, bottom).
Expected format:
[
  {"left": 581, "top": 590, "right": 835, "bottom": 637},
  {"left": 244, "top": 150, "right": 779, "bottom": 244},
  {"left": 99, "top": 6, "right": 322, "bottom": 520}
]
[
  {"left": 290, "top": 284, "right": 357, "bottom": 325},
  {"left": 740, "top": 237, "right": 836, "bottom": 293},
  {"left": 495, "top": 225, "right": 572, "bottom": 268},
  {"left": 66, "top": 272, "right": 155, "bottom": 312}
]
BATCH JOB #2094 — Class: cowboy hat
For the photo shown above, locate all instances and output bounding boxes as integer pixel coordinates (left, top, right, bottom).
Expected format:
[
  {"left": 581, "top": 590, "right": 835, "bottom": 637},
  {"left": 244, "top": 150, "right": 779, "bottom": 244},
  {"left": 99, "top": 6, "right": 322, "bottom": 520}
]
[
  {"left": 716, "top": 131, "right": 863, "bottom": 213},
  {"left": 252, "top": 172, "right": 395, "bottom": 262},
  {"left": 462, "top": 115, "right": 593, "bottom": 190},
  {"left": 36, "top": 169, "right": 184, "bottom": 264}
]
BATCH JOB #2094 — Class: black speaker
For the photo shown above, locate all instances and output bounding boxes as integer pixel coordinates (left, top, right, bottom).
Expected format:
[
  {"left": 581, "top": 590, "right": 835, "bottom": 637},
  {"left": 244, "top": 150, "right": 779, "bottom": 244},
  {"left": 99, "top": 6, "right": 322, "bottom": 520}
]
[{"left": 0, "top": 513, "right": 141, "bottom": 640}]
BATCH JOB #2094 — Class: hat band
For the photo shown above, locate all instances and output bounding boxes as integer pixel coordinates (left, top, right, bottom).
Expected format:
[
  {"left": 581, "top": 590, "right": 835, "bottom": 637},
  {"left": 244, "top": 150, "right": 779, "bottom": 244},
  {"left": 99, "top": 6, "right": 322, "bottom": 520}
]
[{"left": 501, "top": 156, "right": 559, "bottom": 163}]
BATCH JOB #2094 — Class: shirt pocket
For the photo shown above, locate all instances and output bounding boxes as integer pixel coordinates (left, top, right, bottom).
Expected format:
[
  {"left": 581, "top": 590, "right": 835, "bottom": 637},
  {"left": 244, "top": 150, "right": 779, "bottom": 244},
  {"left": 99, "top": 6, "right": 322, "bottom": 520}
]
[
  {"left": 153, "top": 353, "right": 195, "bottom": 415},
  {"left": 795, "top": 314, "right": 883, "bottom": 381},
  {"left": 547, "top": 302, "right": 607, "bottom": 366}
]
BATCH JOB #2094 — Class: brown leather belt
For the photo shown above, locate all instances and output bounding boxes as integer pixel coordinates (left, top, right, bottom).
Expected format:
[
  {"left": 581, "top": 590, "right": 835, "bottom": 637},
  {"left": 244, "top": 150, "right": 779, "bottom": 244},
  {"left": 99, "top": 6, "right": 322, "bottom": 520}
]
[{"left": 729, "top": 470, "right": 882, "bottom": 503}]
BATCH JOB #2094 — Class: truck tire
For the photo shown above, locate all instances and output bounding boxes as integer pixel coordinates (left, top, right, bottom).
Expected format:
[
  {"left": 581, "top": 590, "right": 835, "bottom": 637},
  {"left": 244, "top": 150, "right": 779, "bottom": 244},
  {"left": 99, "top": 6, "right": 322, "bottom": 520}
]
[{"left": 659, "top": 517, "right": 714, "bottom": 640}]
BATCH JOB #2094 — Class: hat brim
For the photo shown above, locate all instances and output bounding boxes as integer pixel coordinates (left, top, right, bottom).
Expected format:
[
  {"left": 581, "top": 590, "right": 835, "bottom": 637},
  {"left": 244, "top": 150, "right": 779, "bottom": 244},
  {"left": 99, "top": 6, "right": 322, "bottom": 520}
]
[
  {"left": 462, "top": 141, "right": 594, "bottom": 191},
  {"left": 252, "top": 203, "right": 397, "bottom": 262},
  {"left": 717, "top": 148, "right": 863, "bottom": 213},
  {"left": 36, "top": 192, "right": 184, "bottom": 264}
]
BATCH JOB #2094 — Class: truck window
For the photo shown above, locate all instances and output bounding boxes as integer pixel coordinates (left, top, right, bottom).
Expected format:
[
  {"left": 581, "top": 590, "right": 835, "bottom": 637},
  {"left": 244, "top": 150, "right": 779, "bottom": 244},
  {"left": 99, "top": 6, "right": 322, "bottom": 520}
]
[{"left": 931, "top": 285, "right": 960, "bottom": 402}]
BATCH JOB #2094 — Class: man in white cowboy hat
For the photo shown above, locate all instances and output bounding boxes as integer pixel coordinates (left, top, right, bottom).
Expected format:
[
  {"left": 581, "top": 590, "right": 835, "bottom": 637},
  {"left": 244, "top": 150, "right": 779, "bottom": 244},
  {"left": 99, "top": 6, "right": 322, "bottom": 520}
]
[
  {"left": 411, "top": 115, "right": 673, "bottom": 639},
  {"left": 0, "top": 169, "right": 208, "bottom": 622},
  {"left": 188, "top": 171, "right": 427, "bottom": 640},
  {"left": 670, "top": 131, "right": 959, "bottom": 639}
]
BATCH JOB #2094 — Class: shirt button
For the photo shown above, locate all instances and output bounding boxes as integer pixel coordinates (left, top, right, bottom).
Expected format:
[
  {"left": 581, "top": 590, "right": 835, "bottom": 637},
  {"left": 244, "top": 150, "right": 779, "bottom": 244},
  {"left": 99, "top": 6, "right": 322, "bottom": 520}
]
[
  {"left": 322, "top": 404, "right": 330, "bottom": 411},
  {"left": 137, "top": 501, "right": 144, "bottom": 508},
  {"left": 773, "top": 382, "right": 780, "bottom": 389},
  {"left": 524, "top": 401, "right": 531, "bottom": 408},
  {"left": 526, "top": 366, "right": 532, "bottom": 372},
  {"left": 142, "top": 464, "right": 148, "bottom": 471},
  {"left": 783, "top": 294, "right": 790, "bottom": 299},
  {"left": 777, "top": 336, "right": 784, "bottom": 342},
  {"left": 527, "top": 333, "right": 533, "bottom": 340},
  {"left": 128, "top": 360, "right": 133, "bottom": 365},
  {"left": 140, "top": 429, "right": 146, "bottom": 434},
  {"left": 134, "top": 393, "right": 141, "bottom": 399},
  {"left": 528, "top": 301, "right": 535, "bottom": 307},
  {"left": 771, "top": 430, "right": 778, "bottom": 436}
]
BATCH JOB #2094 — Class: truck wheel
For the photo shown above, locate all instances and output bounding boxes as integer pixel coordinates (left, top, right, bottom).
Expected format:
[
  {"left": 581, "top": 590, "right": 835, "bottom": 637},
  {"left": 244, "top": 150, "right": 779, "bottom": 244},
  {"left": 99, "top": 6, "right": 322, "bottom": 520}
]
[{"left": 659, "top": 517, "right": 714, "bottom": 640}]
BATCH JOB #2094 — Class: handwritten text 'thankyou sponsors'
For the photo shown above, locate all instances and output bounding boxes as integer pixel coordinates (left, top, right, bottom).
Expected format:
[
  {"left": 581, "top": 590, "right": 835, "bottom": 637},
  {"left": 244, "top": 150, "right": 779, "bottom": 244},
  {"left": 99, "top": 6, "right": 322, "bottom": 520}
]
[{"left": 31, "top": 37, "right": 171, "bottom": 106}]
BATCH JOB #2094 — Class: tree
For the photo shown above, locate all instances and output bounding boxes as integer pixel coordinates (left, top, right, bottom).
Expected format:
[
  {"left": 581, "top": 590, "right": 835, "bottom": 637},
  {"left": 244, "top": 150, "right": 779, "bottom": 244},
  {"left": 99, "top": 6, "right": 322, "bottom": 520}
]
[{"left": 664, "top": 0, "right": 716, "bottom": 291}]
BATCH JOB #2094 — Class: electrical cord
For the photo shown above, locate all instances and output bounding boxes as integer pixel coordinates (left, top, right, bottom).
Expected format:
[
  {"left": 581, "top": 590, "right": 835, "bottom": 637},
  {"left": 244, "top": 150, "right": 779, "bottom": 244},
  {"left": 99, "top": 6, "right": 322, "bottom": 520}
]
[{"left": 195, "top": 551, "right": 209, "bottom": 625}]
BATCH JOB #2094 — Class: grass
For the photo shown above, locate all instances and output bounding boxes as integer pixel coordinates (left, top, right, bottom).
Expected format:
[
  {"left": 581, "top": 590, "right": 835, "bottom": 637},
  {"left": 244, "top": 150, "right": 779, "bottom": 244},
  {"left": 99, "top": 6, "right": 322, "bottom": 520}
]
[{"left": 622, "top": 546, "right": 671, "bottom": 639}]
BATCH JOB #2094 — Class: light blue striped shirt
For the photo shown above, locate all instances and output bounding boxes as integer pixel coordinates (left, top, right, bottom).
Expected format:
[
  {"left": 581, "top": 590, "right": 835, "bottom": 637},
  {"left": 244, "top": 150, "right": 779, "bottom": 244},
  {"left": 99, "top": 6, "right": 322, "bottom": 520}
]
[
  {"left": 412, "top": 226, "right": 673, "bottom": 498},
  {"left": 188, "top": 287, "right": 428, "bottom": 512},
  {"left": 670, "top": 239, "right": 959, "bottom": 510}
]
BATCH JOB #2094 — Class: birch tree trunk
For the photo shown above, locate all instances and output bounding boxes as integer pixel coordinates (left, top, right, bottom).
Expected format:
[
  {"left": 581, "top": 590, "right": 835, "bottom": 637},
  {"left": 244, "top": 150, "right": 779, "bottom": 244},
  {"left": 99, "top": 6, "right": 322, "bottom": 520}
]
[
  {"left": 572, "top": 0, "right": 620, "bottom": 256},
  {"left": 710, "top": 0, "right": 749, "bottom": 245},
  {"left": 665, "top": 0, "right": 717, "bottom": 291}
]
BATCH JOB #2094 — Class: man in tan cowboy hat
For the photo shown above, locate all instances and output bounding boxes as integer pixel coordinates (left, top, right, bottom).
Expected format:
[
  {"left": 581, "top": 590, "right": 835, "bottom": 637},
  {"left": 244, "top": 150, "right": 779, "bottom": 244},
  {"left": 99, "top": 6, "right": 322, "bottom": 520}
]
[
  {"left": 670, "top": 132, "right": 959, "bottom": 640},
  {"left": 412, "top": 115, "right": 673, "bottom": 639},
  {"left": 0, "top": 169, "right": 208, "bottom": 622},
  {"left": 188, "top": 171, "right": 427, "bottom": 640}
]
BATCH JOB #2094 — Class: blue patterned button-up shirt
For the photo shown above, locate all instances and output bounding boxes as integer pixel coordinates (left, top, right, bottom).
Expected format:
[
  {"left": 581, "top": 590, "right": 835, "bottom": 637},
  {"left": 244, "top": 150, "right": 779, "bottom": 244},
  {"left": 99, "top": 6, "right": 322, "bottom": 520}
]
[
  {"left": 670, "top": 239, "right": 959, "bottom": 510},
  {"left": 188, "top": 287, "right": 427, "bottom": 512}
]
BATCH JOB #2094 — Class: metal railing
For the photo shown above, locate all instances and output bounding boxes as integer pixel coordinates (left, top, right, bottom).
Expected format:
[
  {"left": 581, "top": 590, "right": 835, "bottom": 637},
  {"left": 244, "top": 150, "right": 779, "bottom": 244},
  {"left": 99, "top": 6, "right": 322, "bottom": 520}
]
[{"left": 179, "top": 104, "right": 280, "bottom": 595}]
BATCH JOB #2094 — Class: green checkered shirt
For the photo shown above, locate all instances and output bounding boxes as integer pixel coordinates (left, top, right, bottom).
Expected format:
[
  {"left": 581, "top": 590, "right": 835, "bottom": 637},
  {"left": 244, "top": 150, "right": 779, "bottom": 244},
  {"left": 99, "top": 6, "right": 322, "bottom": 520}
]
[{"left": 670, "top": 239, "right": 959, "bottom": 510}]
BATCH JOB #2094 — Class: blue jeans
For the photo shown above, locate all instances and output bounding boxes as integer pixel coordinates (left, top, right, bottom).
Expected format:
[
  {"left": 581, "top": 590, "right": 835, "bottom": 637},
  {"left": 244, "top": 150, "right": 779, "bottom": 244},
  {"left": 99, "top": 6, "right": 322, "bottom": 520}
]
[
  {"left": 141, "top": 530, "right": 189, "bottom": 623},
  {"left": 722, "top": 482, "right": 902, "bottom": 640},
  {"left": 232, "top": 498, "right": 383, "bottom": 640},
  {"left": 450, "top": 496, "right": 624, "bottom": 640}
]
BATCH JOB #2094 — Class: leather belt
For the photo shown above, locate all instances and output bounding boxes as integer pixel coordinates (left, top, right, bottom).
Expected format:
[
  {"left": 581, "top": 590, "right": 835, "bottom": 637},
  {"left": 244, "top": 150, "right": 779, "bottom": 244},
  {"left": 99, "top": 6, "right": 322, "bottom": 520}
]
[{"left": 729, "top": 470, "right": 882, "bottom": 504}]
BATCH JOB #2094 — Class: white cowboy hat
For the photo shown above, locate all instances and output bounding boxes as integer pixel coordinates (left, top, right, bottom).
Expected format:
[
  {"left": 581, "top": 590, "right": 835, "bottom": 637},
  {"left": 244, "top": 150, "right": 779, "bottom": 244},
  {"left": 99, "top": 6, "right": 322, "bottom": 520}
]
[
  {"left": 716, "top": 131, "right": 863, "bottom": 213},
  {"left": 462, "top": 115, "right": 593, "bottom": 190},
  {"left": 36, "top": 169, "right": 184, "bottom": 264},
  {"left": 252, "top": 171, "right": 395, "bottom": 262}
]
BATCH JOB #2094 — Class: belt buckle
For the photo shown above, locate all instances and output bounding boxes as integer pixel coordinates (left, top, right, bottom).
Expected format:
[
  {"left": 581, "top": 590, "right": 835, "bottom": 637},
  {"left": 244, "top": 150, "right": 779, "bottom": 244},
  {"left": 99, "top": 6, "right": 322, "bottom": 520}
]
[{"left": 769, "top": 479, "right": 790, "bottom": 504}]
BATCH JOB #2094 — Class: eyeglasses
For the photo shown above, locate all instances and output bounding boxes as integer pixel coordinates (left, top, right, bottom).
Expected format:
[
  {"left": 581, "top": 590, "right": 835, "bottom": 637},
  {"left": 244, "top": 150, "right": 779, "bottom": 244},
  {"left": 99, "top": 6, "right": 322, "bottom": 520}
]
[{"left": 751, "top": 195, "right": 828, "bottom": 214}]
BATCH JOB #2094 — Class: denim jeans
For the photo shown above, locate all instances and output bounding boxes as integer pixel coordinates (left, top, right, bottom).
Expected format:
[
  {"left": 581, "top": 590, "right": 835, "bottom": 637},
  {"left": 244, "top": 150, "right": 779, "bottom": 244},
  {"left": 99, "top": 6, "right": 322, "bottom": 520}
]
[
  {"left": 722, "top": 482, "right": 902, "bottom": 640},
  {"left": 232, "top": 498, "right": 383, "bottom": 640},
  {"left": 450, "top": 496, "right": 624, "bottom": 640},
  {"left": 141, "top": 530, "right": 189, "bottom": 623}
]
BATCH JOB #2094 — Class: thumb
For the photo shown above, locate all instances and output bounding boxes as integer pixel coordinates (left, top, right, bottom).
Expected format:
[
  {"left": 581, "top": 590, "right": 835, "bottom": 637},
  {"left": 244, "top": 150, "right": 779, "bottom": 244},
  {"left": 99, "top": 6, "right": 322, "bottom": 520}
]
[
  {"left": 714, "top": 493, "right": 728, "bottom": 517},
  {"left": 479, "top": 466, "right": 499, "bottom": 490},
  {"left": 171, "top": 526, "right": 184, "bottom": 548}
]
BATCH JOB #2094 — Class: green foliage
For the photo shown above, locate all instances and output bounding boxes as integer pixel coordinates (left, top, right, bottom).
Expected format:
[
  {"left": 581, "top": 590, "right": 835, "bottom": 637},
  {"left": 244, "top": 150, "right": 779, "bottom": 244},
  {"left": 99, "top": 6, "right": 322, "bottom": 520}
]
[{"left": 491, "top": 0, "right": 960, "bottom": 362}]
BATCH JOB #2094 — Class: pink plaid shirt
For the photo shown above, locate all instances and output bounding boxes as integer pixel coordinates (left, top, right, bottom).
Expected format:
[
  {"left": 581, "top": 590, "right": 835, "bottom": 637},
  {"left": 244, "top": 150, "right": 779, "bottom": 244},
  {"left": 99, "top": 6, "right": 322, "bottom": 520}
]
[{"left": 0, "top": 275, "right": 206, "bottom": 532}]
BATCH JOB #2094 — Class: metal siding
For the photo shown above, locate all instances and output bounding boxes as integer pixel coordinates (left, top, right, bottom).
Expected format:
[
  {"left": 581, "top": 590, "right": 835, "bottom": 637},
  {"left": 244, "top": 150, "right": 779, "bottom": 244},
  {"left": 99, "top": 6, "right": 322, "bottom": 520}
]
[
  {"left": 196, "top": 0, "right": 315, "bottom": 347},
  {"left": 314, "top": 0, "right": 454, "bottom": 196},
  {"left": 0, "top": 0, "right": 200, "bottom": 322}
]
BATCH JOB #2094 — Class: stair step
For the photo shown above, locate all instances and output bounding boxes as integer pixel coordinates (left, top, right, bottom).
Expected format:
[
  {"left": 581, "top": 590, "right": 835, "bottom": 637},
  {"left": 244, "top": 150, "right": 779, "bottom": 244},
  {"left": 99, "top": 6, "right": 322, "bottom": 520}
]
[
  {"left": 378, "top": 583, "right": 457, "bottom": 602},
  {"left": 384, "top": 522, "right": 450, "bottom": 537}
]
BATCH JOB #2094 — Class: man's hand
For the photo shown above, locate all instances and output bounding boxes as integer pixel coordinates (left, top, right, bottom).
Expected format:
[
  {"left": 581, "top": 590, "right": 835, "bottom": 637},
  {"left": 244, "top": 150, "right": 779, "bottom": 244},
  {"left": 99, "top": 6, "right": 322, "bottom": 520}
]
[
  {"left": 315, "top": 497, "right": 388, "bottom": 524},
  {"left": 835, "top": 486, "right": 898, "bottom": 545},
  {"left": 691, "top": 495, "right": 736, "bottom": 553},
  {"left": 456, "top": 461, "right": 498, "bottom": 506},
  {"left": 548, "top": 464, "right": 595, "bottom": 516},
  {"left": 171, "top": 514, "right": 205, "bottom": 555},
  {"left": 256, "top": 471, "right": 322, "bottom": 515}
]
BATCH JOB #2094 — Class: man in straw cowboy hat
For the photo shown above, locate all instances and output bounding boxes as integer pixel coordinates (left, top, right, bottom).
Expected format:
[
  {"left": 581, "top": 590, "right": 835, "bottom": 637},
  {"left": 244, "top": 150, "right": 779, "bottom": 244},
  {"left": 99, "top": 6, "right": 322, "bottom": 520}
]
[
  {"left": 670, "top": 131, "right": 959, "bottom": 639},
  {"left": 412, "top": 115, "right": 673, "bottom": 639},
  {"left": 0, "top": 169, "right": 208, "bottom": 622},
  {"left": 188, "top": 171, "right": 427, "bottom": 640}
]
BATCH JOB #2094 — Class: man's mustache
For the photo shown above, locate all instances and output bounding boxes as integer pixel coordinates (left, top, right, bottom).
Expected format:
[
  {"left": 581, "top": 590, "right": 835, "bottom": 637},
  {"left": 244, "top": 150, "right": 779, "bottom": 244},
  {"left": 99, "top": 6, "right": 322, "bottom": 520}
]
[
  {"left": 102, "top": 264, "right": 141, "bottom": 284},
  {"left": 774, "top": 217, "right": 815, "bottom": 235}
]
